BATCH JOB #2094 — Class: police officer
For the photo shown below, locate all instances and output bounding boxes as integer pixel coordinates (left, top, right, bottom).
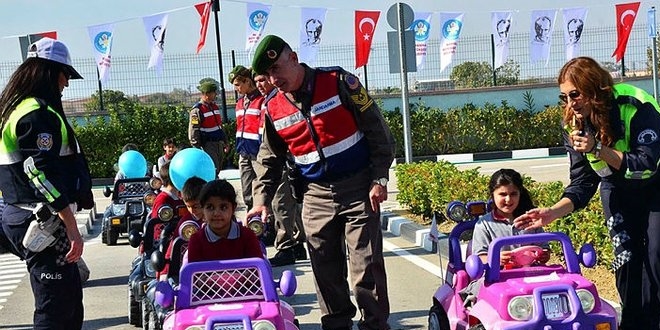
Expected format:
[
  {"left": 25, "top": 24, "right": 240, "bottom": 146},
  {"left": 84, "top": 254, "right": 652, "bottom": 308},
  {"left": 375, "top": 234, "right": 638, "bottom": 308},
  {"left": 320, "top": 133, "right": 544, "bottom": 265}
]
[
  {"left": 515, "top": 57, "right": 660, "bottom": 329},
  {"left": 0, "top": 38, "right": 94, "bottom": 330},
  {"left": 189, "top": 77, "right": 229, "bottom": 175},
  {"left": 247, "top": 35, "right": 395, "bottom": 330}
]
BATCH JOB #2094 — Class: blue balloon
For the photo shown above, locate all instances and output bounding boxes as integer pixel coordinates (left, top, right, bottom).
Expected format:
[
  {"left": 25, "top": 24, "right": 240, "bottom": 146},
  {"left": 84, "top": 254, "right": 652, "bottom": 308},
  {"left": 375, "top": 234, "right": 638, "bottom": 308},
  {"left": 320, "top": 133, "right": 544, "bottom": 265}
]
[
  {"left": 169, "top": 148, "right": 216, "bottom": 190},
  {"left": 118, "top": 150, "right": 147, "bottom": 178}
]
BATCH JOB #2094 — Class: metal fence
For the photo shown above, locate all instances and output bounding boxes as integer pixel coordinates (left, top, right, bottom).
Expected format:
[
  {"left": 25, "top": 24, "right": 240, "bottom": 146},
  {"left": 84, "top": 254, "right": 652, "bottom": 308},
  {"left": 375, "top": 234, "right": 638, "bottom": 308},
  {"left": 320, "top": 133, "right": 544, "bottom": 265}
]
[{"left": 0, "top": 22, "right": 656, "bottom": 114}]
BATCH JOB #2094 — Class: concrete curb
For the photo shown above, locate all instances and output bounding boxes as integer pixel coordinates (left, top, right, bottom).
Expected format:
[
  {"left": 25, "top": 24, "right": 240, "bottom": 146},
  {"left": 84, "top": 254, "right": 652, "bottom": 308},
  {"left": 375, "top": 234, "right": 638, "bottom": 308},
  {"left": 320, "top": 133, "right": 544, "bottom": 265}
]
[{"left": 392, "top": 147, "right": 566, "bottom": 166}]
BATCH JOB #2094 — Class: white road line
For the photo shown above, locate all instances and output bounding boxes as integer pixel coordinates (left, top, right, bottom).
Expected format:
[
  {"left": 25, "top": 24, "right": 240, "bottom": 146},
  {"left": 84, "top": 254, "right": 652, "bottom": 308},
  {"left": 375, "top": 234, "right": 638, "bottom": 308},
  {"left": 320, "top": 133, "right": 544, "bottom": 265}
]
[
  {"left": 0, "top": 279, "right": 21, "bottom": 285},
  {"left": 0, "top": 292, "right": 13, "bottom": 298},
  {"left": 0, "top": 268, "right": 24, "bottom": 275},
  {"left": 0, "top": 273, "right": 25, "bottom": 281},
  {"left": 0, "top": 285, "right": 18, "bottom": 291},
  {"left": 0, "top": 260, "right": 25, "bottom": 267},
  {"left": 530, "top": 164, "right": 568, "bottom": 169},
  {"left": 383, "top": 240, "right": 443, "bottom": 278}
]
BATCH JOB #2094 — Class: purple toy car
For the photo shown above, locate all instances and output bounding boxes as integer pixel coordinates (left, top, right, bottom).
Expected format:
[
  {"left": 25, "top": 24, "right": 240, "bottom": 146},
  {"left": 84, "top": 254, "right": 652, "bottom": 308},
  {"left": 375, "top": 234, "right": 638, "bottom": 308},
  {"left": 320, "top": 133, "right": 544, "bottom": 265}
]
[
  {"left": 155, "top": 257, "right": 299, "bottom": 330},
  {"left": 428, "top": 200, "right": 618, "bottom": 330}
]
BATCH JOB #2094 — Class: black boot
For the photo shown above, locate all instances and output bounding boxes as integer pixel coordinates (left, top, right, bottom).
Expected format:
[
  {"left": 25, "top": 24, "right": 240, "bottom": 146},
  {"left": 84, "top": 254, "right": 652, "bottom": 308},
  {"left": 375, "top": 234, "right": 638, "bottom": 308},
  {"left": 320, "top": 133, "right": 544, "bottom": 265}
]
[
  {"left": 294, "top": 244, "right": 307, "bottom": 260},
  {"left": 268, "top": 249, "right": 296, "bottom": 267}
]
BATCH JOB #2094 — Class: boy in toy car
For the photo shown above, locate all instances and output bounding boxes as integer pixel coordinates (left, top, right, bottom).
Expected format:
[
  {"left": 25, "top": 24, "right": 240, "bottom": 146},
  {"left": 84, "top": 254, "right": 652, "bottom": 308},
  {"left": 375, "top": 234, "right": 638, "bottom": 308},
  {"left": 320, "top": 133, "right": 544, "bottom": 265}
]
[{"left": 150, "top": 163, "right": 188, "bottom": 220}]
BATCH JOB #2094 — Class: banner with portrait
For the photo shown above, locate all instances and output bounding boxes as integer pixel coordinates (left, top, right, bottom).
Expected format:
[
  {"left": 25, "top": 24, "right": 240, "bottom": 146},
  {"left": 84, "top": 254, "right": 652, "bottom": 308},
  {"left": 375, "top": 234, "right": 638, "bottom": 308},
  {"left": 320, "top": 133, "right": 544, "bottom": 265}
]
[
  {"left": 562, "top": 7, "right": 588, "bottom": 60},
  {"left": 491, "top": 11, "right": 513, "bottom": 69},
  {"left": 409, "top": 12, "right": 432, "bottom": 70},
  {"left": 143, "top": 13, "right": 168, "bottom": 74},
  {"left": 439, "top": 12, "right": 464, "bottom": 73},
  {"left": 245, "top": 2, "right": 272, "bottom": 53},
  {"left": 87, "top": 23, "right": 115, "bottom": 85},
  {"left": 529, "top": 9, "right": 557, "bottom": 65},
  {"left": 299, "top": 7, "right": 327, "bottom": 66}
]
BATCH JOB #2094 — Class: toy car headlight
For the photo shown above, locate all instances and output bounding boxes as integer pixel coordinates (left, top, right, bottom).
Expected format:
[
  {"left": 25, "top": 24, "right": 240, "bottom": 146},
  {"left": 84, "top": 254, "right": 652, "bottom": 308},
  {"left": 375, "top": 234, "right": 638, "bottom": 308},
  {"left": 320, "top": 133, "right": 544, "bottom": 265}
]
[
  {"left": 144, "top": 258, "right": 156, "bottom": 277},
  {"left": 149, "top": 177, "right": 162, "bottom": 190},
  {"left": 577, "top": 289, "right": 595, "bottom": 313},
  {"left": 253, "top": 321, "right": 276, "bottom": 330},
  {"left": 158, "top": 205, "right": 174, "bottom": 222},
  {"left": 248, "top": 217, "right": 265, "bottom": 236},
  {"left": 144, "top": 192, "right": 156, "bottom": 207},
  {"left": 111, "top": 203, "right": 126, "bottom": 216},
  {"left": 446, "top": 202, "right": 468, "bottom": 222},
  {"left": 179, "top": 222, "right": 199, "bottom": 241},
  {"left": 508, "top": 296, "right": 533, "bottom": 321}
]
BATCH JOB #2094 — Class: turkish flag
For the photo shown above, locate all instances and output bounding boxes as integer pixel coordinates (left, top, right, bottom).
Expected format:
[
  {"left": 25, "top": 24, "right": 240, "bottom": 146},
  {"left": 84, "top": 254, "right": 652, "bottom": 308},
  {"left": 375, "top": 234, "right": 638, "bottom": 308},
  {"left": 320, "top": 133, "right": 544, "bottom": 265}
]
[
  {"left": 355, "top": 10, "right": 380, "bottom": 69},
  {"left": 195, "top": 1, "right": 212, "bottom": 54},
  {"left": 612, "top": 2, "right": 640, "bottom": 62}
]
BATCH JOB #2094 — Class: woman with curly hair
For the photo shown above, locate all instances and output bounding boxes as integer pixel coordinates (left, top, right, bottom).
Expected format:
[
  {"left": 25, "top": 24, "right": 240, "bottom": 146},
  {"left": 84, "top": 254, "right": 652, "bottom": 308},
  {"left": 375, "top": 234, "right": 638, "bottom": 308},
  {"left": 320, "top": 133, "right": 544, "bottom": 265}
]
[{"left": 514, "top": 56, "right": 660, "bottom": 329}]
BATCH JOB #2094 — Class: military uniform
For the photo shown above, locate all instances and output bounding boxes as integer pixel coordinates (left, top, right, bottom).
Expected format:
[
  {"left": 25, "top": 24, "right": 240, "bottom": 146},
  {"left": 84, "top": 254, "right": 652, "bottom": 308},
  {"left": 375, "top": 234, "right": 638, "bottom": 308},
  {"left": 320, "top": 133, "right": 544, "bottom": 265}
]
[
  {"left": 189, "top": 78, "right": 228, "bottom": 175},
  {"left": 251, "top": 35, "right": 395, "bottom": 330}
]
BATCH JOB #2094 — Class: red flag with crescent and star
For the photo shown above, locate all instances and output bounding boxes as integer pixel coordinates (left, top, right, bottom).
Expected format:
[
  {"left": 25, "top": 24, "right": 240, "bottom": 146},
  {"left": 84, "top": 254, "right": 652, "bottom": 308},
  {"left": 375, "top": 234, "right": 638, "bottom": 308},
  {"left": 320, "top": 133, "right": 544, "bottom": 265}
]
[
  {"left": 195, "top": 1, "right": 212, "bottom": 54},
  {"left": 612, "top": 2, "right": 640, "bottom": 62},
  {"left": 355, "top": 10, "right": 380, "bottom": 69}
]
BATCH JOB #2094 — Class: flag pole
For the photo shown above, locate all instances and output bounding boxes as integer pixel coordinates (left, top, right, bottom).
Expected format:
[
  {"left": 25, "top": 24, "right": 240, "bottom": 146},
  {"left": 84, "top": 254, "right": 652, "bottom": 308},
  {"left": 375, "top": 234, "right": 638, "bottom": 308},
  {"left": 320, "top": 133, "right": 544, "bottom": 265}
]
[
  {"left": 362, "top": 65, "right": 369, "bottom": 92},
  {"left": 490, "top": 34, "right": 497, "bottom": 86},
  {"left": 231, "top": 50, "right": 238, "bottom": 102},
  {"left": 212, "top": 0, "right": 228, "bottom": 123},
  {"left": 96, "top": 68, "right": 105, "bottom": 112}
]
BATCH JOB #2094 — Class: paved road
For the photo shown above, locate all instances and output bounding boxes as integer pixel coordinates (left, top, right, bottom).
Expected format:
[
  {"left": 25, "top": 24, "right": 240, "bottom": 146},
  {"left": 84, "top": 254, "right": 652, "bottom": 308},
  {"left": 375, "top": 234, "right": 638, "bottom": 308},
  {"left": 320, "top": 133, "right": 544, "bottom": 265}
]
[{"left": 0, "top": 156, "right": 570, "bottom": 329}]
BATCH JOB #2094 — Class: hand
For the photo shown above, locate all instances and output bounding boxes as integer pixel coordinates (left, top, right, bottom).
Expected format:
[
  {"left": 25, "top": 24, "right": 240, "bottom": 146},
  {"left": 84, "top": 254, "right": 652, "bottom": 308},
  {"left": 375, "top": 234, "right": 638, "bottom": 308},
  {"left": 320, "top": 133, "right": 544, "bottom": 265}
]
[
  {"left": 537, "top": 249, "right": 551, "bottom": 265},
  {"left": 513, "top": 207, "right": 555, "bottom": 230},
  {"left": 500, "top": 250, "right": 513, "bottom": 266},
  {"left": 246, "top": 205, "right": 270, "bottom": 223},
  {"left": 65, "top": 227, "right": 84, "bottom": 264},
  {"left": 570, "top": 130, "right": 594, "bottom": 154},
  {"left": 369, "top": 183, "right": 387, "bottom": 212}
]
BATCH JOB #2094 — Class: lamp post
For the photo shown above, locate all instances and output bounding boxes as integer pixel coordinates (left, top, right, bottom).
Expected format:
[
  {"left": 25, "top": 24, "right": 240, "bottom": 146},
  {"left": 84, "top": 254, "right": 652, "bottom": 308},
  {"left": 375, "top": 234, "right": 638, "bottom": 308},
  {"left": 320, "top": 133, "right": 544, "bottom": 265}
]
[{"left": 212, "top": 0, "right": 228, "bottom": 122}]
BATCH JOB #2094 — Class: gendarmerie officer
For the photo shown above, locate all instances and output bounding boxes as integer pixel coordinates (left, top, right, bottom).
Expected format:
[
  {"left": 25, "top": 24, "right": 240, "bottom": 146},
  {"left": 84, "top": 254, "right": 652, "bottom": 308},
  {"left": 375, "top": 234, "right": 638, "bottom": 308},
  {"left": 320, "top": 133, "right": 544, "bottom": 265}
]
[
  {"left": 0, "top": 38, "right": 94, "bottom": 330},
  {"left": 247, "top": 35, "right": 395, "bottom": 330}
]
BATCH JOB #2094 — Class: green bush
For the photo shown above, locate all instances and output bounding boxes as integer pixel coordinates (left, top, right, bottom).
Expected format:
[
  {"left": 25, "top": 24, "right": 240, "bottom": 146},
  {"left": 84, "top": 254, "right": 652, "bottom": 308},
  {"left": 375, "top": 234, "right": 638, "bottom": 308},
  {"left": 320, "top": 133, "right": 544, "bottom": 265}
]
[{"left": 395, "top": 161, "right": 613, "bottom": 268}]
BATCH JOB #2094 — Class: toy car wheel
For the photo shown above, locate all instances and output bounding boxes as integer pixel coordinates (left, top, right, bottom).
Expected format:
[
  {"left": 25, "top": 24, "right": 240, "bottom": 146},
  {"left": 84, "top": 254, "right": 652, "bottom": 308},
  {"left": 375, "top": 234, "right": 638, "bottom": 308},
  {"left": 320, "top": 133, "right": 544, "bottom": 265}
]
[
  {"left": 107, "top": 228, "right": 119, "bottom": 246},
  {"left": 128, "top": 287, "right": 142, "bottom": 326},
  {"left": 468, "top": 325, "right": 486, "bottom": 330},
  {"left": 101, "top": 227, "right": 108, "bottom": 244},
  {"left": 142, "top": 300, "right": 152, "bottom": 330},
  {"left": 428, "top": 305, "right": 450, "bottom": 330}
]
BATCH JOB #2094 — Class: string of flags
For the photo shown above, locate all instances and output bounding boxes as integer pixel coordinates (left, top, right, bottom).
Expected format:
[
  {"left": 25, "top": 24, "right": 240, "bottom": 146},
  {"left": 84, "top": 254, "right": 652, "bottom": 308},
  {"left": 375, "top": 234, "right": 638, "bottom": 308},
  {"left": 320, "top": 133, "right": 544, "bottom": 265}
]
[{"left": 13, "top": 1, "right": 643, "bottom": 84}]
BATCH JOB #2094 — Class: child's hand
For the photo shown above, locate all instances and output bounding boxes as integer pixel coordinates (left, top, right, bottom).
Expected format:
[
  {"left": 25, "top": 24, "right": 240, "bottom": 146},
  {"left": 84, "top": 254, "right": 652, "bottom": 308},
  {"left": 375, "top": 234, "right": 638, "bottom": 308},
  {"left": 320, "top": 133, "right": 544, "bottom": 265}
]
[
  {"left": 500, "top": 250, "right": 513, "bottom": 266},
  {"left": 537, "top": 249, "right": 551, "bottom": 265}
]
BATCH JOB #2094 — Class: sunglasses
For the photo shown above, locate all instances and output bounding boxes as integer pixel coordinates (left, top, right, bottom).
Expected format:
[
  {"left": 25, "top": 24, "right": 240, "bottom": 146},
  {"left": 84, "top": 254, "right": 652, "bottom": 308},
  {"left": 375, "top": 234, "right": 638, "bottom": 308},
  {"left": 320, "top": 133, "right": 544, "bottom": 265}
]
[{"left": 559, "top": 90, "right": 581, "bottom": 103}]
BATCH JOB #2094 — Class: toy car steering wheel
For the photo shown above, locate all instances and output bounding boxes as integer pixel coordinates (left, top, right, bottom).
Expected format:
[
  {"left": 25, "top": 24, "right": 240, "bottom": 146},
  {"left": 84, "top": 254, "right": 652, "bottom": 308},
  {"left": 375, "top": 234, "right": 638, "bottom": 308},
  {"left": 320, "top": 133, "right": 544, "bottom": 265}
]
[{"left": 508, "top": 245, "right": 544, "bottom": 267}]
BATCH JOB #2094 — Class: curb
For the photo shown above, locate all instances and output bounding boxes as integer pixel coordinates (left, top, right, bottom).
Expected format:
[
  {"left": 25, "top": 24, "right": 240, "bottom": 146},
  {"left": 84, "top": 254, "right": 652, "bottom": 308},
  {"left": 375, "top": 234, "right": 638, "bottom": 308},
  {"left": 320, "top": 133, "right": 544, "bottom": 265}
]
[{"left": 392, "top": 147, "right": 566, "bottom": 166}]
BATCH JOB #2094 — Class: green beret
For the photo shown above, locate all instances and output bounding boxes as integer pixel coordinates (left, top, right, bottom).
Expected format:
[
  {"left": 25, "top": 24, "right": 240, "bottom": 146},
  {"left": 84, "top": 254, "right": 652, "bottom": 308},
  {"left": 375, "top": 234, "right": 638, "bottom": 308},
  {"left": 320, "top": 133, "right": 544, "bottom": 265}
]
[
  {"left": 197, "top": 77, "right": 218, "bottom": 93},
  {"left": 252, "top": 35, "right": 288, "bottom": 75},
  {"left": 228, "top": 65, "right": 252, "bottom": 83}
]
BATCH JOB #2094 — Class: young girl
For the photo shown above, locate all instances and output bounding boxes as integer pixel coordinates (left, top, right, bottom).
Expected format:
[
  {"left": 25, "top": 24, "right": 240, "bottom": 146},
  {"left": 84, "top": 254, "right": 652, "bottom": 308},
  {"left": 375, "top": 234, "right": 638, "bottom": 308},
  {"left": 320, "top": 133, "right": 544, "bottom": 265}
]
[
  {"left": 472, "top": 168, "right": 550, "bottom": 265},
  {"left": 186, "top": 179, "right": 263, "bottom": 262}
]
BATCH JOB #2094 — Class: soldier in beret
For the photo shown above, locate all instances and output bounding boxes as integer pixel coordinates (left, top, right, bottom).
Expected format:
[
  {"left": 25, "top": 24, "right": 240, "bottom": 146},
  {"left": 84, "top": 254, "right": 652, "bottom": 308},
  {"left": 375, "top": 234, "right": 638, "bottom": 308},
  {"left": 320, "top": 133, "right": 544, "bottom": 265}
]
[
  {"left": 189, "top": 77, "right": 229, "bottom": 175},
  {"left": 247, "top": 35, "right": 395, "bottom": 330}
]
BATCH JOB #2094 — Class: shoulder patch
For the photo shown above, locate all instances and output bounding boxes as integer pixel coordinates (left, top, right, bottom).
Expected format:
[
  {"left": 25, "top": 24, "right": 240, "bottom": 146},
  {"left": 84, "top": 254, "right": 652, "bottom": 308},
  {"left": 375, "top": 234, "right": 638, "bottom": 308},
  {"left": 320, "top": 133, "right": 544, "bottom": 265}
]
[
  {"left": 36, "top": 133, "right": 53, "bottom": 151},
  {"left": 190, "top": 113, "right": 199, "bottom": 125},
  {"left": 345, "top": 73, "right": 360, "bottom": 90},
  {"left": 637, "top": 129, "right": 659, "bottom": 144}
]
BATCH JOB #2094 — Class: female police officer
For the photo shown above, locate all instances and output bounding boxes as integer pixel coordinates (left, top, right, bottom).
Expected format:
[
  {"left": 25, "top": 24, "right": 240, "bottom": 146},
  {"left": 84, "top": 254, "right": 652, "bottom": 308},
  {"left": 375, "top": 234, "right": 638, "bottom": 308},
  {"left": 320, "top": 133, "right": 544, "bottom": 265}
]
[
  {"left": 0, "top": 38, "right": 93, "bottom": 329},
  {"left": 515, "top": 57, "right": 660, "bottom": 329}
]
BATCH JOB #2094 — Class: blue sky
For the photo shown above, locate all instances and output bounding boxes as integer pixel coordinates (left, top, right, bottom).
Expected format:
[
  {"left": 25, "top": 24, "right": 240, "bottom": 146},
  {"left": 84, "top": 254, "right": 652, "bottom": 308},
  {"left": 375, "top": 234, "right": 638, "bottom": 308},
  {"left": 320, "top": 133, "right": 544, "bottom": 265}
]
[{"left": 0, "top": 0, "right": 654, "bottom": 63}]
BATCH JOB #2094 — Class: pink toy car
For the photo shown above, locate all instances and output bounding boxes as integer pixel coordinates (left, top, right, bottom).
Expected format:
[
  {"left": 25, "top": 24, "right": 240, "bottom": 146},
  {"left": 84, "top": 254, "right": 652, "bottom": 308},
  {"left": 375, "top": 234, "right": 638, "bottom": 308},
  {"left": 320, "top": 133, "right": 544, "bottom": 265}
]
[
  {"left": 154, "top": 257, "right": 299, "bottom": 330},
  {"left": 428, "top": 200, "right": 618, "bottom": 330}
]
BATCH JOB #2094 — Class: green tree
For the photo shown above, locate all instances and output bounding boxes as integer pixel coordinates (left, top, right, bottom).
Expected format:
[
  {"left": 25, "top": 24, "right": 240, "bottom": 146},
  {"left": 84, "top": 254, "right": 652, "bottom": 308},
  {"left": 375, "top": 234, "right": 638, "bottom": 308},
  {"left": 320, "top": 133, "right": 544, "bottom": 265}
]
[
  {"left": 495, "top": 59, "right": 520, "bottom": 86},
  {"left": 450, "top": 61, "right": 493, "bottom": 88},
  {"left": 83, "top": 89, "right": 138, "bottom": 113}
]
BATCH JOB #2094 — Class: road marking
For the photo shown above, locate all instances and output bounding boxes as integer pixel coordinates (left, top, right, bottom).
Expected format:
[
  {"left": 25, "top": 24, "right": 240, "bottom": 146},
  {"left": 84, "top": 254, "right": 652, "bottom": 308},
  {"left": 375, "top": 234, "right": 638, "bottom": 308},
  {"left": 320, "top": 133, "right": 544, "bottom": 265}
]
[
  {"left": 383, "top": 240, "right": 443, "bottom": 278},
  {"left": 0, "top": 254, "right": 26, "bottom": 312},
  {"left": 530, "top": 163, "right": 568, "bottom": 169}
]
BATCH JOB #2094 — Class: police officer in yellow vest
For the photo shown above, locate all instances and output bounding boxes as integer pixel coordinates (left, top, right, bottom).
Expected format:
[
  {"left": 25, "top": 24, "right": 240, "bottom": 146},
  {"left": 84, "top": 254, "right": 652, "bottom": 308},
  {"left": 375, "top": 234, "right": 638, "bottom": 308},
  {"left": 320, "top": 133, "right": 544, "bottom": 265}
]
[
  {"left": 247, "top": 35, "right": 395, "bottom": 330},
  {"left": 189, "top": 77, "right": 229, "bottom": 175},
  {"left": 0, "top": 38, "right": 93, "bottom": 330},
  {"left": 515, "top": 57, "right": 660, "bottom": 329}
]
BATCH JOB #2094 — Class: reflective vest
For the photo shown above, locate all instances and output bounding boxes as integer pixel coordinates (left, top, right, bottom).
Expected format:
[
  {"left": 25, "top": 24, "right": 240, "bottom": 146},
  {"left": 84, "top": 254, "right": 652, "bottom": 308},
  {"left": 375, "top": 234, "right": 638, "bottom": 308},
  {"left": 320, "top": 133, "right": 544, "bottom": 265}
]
[
  {"left": 266, "top": 69, "right": 370, "bottom": 180},
  {"left": 565, "top": 83, "right": 660, "bottom": 179},
  {"left": 194, "top": 101, "right": 225, "bottom": 141},
  {"left": 235, "top": 93, "right": 264, "bottom": 157}
]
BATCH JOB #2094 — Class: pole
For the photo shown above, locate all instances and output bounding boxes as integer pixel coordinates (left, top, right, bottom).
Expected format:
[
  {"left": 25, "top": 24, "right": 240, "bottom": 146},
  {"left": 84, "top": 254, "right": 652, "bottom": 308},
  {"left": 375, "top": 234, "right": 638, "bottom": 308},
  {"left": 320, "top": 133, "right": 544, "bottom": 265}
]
[
  {"left": 212, "top": 0, "right": 228, "bottom": 122},
  {"left": 621, "top": 56, "right": 626, "bottom": 77},
  {"left": 397, "top": 2, "right": 413, "bottom": 164},
  {"left": 651, "top": 7, "right": 659, "bottom": 101},
  {"left": 363, "top": 65, "right": 369, "bottom": 92},
  {"left": 490, "top": 34, "right": 497, "bottom": 87},
  {"left": 231, "top": 50, "right": 238, "bottom": 102},
  {"left": 96, "top": 68, "right": 104, "bottom": 112}
]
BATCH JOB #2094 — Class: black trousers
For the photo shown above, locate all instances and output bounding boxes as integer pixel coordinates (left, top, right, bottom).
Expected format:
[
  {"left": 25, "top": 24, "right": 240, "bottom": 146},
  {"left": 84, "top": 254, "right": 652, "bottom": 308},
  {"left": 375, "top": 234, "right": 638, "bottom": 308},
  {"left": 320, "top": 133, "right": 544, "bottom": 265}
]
[
  {"left": 601, "top": 185, "right": 660, "bottom": 329},
  {"left": 1, "top": 205, "right": 84, "bottom": 330}
]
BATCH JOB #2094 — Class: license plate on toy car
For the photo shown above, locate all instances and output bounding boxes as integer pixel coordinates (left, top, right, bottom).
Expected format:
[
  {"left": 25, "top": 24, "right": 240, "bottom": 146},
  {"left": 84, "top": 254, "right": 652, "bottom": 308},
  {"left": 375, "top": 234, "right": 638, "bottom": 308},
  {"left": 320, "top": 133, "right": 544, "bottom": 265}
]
[{"left": 542, "top": 294, "right": 569, "bottom": 319}]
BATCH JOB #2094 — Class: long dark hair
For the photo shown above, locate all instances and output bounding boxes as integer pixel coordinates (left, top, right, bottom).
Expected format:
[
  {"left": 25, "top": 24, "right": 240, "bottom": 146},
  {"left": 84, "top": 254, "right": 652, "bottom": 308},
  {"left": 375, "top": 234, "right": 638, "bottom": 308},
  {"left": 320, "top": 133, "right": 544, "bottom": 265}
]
[
  {"left": 488, "top": 168, "right": 535, "bottom": 218},
  {"left": 0, "top": 58, "right": 66, "bottom": 130}
]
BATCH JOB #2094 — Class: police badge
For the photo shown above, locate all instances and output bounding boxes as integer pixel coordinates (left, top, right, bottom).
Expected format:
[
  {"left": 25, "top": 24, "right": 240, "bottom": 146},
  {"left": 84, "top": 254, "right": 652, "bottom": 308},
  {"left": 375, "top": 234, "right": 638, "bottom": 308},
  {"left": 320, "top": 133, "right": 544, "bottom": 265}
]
[{"left": 36, "top": 133, "right": 53, "bottom": 151}]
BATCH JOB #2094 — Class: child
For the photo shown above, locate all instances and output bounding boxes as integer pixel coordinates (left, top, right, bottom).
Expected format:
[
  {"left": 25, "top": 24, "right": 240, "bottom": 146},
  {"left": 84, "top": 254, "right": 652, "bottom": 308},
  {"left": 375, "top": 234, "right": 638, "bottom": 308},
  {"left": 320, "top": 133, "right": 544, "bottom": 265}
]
[
  {"left": 186, "top": 179, "right": 263, "bottom": 262},
  {"left": 471, "top": 168, "right": 549, "bottom": 265},
  {"left": 153, "top": 138, "right": 178, "bottom": 179},
  {"left": 461, "top": 169, "right": 549, "bottom": 307},
  {"left": 174, "top": 176, "right": 207, "bottom": 236},
  {"left": 150, "top": 162, "right": 187, "bottom": 220}
]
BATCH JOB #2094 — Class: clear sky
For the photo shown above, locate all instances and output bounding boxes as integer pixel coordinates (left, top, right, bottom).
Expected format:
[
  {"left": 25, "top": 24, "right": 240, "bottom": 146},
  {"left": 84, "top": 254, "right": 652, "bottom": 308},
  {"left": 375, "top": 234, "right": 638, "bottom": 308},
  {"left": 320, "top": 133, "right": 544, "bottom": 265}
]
[{"left": 0, "top": 0, "right": 656, "bottom": 63}]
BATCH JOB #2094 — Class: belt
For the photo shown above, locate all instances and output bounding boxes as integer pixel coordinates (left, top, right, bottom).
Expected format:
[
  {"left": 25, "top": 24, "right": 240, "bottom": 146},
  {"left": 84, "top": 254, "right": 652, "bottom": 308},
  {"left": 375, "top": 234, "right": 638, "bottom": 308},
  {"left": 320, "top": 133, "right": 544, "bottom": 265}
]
[{"left": 12, "top": 203, "right": 41, "bottom": 212}]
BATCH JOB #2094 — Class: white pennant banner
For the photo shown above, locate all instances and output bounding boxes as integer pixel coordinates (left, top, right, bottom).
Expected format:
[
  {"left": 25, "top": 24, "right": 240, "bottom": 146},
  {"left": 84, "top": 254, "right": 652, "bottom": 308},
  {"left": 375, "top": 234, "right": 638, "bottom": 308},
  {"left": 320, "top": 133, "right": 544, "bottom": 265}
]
[
  {"left": 529, "top": 9, "right": 557, "bottom": 65},
  {"left": 245, "top": 2, "right": 272, "bottom": 53},
  {"left": 143, "top": 13, "right": 169, "bottom": 74},
  {"left": 299, "top": 7, "right": 327, "bottom": 66},
  {"left": 562, "top": 7, "right": 588, "bottom": 61},
  {"left": 439, "top": 12, "right": 465, "bottom": 73},
  {"left": 410, "top": 12, "right": 432, "bottom": 70},
  {"left": 491, "top": 11, "right": 513, "bottom": 69},
  {"left": 87, "top": 23, "right": 115, "bottom": 85}
]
